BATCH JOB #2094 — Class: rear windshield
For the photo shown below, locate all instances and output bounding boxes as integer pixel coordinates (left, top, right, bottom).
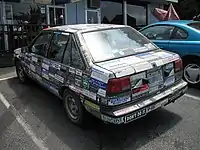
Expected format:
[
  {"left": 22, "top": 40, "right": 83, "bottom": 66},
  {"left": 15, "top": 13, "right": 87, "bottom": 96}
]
[
  {"left": 82, "top": 27, "right": 157, "bottom": 62},
  {"left": 188, "top": 22, "right": 200, "bottom": 30}
]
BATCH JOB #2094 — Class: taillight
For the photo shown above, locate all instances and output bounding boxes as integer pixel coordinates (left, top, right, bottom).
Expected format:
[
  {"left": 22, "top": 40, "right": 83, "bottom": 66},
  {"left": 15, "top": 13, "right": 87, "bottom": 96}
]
[
  {"left": 175, "top": 58, "right": 183, "bottom": 72},
  {"left": 107, "top": 77, "right": 131, "bottom": 94}
]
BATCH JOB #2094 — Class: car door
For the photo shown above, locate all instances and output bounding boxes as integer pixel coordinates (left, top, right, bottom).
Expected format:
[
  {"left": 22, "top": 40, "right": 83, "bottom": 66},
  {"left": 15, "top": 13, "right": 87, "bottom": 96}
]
[
  {"left": 140, "top": 25, "right": 175, "bottom": 51},
  {"left": 41, "top": 31, "right": 71, "bottom": 96},
  {"left": 27, "top": 31, "right": 53, "bottom": 82},
  {"left": 169, "top": 27, "right": 188, "bottom": 56}
]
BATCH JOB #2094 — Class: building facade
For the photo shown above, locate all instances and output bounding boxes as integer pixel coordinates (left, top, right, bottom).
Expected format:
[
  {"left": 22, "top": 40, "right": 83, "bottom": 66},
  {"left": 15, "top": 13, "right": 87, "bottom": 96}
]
[
  {"left": 0, "top": 0, "right": 178, "bottom": 26},
  {"left": 0, "top": 0, "right": 178, "bottom": 52}
]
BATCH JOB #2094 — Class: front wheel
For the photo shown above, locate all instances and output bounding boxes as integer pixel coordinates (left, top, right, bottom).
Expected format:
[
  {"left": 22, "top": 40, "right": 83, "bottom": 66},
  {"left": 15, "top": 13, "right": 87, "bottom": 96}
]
[
  {"left": 183, "top": 60, "right": 200, "bottom": 87},
  {"left": 16, "top": 61, "right": 29, "bottom": 84}
]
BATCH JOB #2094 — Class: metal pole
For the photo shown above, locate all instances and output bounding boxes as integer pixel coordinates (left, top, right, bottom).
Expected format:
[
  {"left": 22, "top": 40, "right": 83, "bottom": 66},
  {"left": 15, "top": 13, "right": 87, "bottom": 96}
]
[
  {"left": 1, "top": 0, "right": 5, "bottom": 24},
  {"left": 53, "top": 0, "right": 56, "bottom": 25},
  {"left": 122, "top": 0, "right": 127, "bottom": 25}
]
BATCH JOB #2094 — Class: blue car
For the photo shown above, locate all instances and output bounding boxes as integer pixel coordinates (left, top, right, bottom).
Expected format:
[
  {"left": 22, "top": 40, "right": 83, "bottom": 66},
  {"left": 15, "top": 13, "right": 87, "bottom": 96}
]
[{"left": 139, "top": 20, "right": 200, "bottom": 86}]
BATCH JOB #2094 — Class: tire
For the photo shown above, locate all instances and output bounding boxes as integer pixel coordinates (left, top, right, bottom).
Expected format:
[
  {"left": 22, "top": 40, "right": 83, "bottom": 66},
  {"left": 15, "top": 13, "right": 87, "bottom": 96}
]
[
  {"left": 183, "top": 59, "right": 200, "bottom": 87},
  {"left": 16, "top": 61, "right": 29, "bottom": 84},
  {"left": 63, "top": 89, "right": 89, "bottom": 126}
]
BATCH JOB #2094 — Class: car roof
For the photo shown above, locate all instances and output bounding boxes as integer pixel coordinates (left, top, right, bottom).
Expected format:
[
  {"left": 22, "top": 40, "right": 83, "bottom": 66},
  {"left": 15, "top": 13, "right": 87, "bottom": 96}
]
[
  {"left": 147, "top": 20, "right": 200, "bottom": 27},
  {"left": 45, "top": 24, "right": 127, "bottom": 33}
]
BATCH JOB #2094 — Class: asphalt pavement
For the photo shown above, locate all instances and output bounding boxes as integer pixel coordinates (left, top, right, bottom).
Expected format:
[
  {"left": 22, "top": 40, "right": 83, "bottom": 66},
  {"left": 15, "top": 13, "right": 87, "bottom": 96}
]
[{"left": 0, "top": 67, "right": 200, "bottom": 150}]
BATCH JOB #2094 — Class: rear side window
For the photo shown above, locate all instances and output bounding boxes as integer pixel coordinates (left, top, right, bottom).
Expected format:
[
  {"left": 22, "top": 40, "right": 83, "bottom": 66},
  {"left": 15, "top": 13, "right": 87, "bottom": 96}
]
[
  {"left": 48, "top": 32, "right": 69, "bottom": 62},
  {"left": 140, "top": 25, "right": 174, "bottom": 40},
  {"left": 188, "top": 22, "right": 200, "bottom": 31},
  {"left": 171, "top": 28, "right": 188, "bottom": 40}
]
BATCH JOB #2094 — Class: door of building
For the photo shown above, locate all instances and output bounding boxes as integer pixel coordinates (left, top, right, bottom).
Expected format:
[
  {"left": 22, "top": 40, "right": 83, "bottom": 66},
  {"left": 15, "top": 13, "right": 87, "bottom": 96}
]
[
  {"left": 46, "top": 5, "right": 66, "bottom": 25},
  {"left": 86, "top": 9, "right": 100, "bottom": 24}
]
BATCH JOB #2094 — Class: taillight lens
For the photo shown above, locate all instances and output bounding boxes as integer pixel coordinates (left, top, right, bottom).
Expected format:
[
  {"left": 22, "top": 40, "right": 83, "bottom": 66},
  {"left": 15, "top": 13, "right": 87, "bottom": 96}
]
[
  {"left": 175, "top": 58, "right": 183, "bottom": 72},
  {"left": 107, "top": 77, "right": 131, "bottom": 94}
]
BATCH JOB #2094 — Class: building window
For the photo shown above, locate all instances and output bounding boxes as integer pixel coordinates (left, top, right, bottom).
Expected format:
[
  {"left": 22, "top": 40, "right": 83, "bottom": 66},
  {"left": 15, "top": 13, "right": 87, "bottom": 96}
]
[
  {"left": 100, "top": 1, "right": 147, "bottom": 28},
  {"left": 101, "top": 1, "right": 123, "bottom": 24},
  {"left": 127, "top": 4, "right": 147, "bottom": 27}
]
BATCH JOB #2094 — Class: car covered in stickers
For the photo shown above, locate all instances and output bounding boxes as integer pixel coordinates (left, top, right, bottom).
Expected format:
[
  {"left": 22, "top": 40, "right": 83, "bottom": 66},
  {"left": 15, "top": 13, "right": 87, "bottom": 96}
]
[{"left": 14, "top": 24, "right": 188, "bottom": 126}]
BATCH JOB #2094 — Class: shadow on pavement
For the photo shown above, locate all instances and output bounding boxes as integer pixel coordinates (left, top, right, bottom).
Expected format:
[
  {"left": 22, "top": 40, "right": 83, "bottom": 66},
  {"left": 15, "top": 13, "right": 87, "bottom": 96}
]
[{"left": 5, "top": 78, "right": 182, "bottom": 150}]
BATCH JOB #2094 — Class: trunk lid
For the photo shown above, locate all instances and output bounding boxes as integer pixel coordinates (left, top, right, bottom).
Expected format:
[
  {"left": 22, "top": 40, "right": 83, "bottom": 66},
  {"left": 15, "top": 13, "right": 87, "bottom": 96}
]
[{"left": 96, "top": 50, "right": 181, "bottom": 99}]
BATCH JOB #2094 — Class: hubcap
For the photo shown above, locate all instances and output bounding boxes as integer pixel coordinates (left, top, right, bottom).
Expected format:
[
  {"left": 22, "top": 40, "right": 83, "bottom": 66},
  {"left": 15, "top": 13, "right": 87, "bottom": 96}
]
[
  {"left": 66, "top": 96, "right": 79, "bottom": 120},
  {"left": 184, "top": 63, "right": 200, "bottom": 84}
]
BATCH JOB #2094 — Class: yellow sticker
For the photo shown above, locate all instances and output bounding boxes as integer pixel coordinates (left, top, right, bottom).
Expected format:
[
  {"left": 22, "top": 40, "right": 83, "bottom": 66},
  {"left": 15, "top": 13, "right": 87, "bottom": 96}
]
[{"left": 85, "top": 100, "right": 100, "bottom": 112}]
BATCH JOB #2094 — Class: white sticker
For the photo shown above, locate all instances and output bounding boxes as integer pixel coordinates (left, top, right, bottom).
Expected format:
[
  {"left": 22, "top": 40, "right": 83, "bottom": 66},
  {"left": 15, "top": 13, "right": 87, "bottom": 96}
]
[
  {"left": 54, "top": 74, "right": 64, "bottom": 83},
  {"left": 52, "top": 63, "right": 60, "bottom": 70},
  {"left": 35, "top": 74, "right": 42, "bottom": 82},
  {"left": 76, "top": 70, "right": 82, "bottom": 76},
  {"left": 131, "top": 62, "right": 152, "bottom": 73},
  {"left": 97, "top": 89, "right": 106, "bottom": 97},
  {"left": 113, "top": 105, "right": 140, "bottom": 116},
  {"left": 113, "top": 66, "right": 135, "bottom": 78},
  {"left": 164, "top": 76, "right": 175, "bottom": 87},
  {"left": 143, "top": 99, "right": 152, "bottom": 105},
  {"left": 31, "top": 56, "right": 38, "bottom": 62},
  {"left": 131, "top": 72, "right": 146, "bottom": 81},
  {"left": 91, "top": 70, "right": 109, "bottom": 83},
  {"left": 49, "top": 73, "right": 54, "bottom": 78},
  {"left": 42, "top": 63, "right": 49, "bottom": 70},
  {"left": 42, "top": 73, "right": 49, "bottom": 80},
  {"left": 69, "top": 85, "right": 97, "bottom": 100},
  {"left": 108, "top": 96, "right": 131, "bottom": 106},
  {"left": 134, "top": 47, "right": 148, "bottom": 53},
  {"left": 30, "top": 64, "right": 36, "bottom": 72},
  {"left": 153, "top": 51, "right": 173, "bottom": 59},
  {"left": 69, "top": 67, "right": 76, "bottom": 74}
]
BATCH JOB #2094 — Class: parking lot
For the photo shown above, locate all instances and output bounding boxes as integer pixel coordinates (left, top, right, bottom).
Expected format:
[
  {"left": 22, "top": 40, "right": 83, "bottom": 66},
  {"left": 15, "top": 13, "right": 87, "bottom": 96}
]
[{"left": 0, "top": 67, "right": 200, "bottom": 150}]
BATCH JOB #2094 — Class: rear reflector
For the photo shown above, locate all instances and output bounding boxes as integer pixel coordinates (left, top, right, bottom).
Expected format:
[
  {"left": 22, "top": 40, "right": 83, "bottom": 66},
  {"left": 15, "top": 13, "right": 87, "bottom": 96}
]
[{"left": 107, "top": 77, "right": 131, "bottom": 94}]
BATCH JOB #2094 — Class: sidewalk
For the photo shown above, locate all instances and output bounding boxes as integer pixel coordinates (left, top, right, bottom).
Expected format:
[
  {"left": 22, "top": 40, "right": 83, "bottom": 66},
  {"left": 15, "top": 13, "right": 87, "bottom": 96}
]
[{"left": 0, "top": 66, "right": 16, "bottom": 80}]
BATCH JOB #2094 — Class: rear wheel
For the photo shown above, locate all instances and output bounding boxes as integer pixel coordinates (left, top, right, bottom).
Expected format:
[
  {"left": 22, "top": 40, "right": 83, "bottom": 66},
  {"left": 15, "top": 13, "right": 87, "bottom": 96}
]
[
  {"left": 63, "top": 89, "right": 90, "bottom": 126},
  {"left": 16, "top": 61, "right": 29, "bottom": 84},
  {"left": 183, "top": 59, "right": 200, "bottom": 87}
]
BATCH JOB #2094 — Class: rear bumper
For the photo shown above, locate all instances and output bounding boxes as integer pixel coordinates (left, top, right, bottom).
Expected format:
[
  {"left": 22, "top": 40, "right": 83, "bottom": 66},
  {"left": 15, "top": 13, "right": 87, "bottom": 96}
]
[{"left": 100, "top": 80, "right": 188, "bottom": 124}]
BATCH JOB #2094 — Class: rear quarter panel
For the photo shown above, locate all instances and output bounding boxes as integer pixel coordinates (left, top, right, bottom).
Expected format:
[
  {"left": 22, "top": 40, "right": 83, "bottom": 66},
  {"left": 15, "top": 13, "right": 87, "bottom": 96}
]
[{"left": 169, "top": 40, "right": 200, "bottom": 57}]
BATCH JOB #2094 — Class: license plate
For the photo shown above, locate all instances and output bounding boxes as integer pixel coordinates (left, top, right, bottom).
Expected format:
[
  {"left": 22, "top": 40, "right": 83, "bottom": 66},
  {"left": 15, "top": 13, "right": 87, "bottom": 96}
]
[
  {"left": 125, "top": 108, "right": 147, "bottom": 123},
  {"left": 124, "top": 100, "right": 167, "bottom": 123}
]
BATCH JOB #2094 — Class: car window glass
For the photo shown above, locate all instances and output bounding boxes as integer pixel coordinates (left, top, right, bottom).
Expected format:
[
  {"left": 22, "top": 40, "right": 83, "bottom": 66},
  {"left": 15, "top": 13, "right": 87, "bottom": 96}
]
[
  {"left": 48, "top": 33, "right": 69, "bottom": 62},
  {"left": 71, "top": 38, "right": 84, "bottom": 69},
  {"left": 171, "top": 28, "right": 188, "bottom": 40},
  {"left": 188, "top": 22, "right": 200, "bottom": 31},
  {"left": 141, "top": 25, "right": 174, "bottom": 40},
  {"left": 31, "top": 32, "right": 52, "bottom": 56},
  {"left": 62, "top": 36, "right": 71, "bottom": 65}
]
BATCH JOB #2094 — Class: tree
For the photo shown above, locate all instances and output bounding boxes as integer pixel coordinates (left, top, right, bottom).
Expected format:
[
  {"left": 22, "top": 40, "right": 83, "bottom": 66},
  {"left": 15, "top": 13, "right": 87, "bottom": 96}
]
[{"left": 173, "top": 0, "right": 200, "bottom": 19}]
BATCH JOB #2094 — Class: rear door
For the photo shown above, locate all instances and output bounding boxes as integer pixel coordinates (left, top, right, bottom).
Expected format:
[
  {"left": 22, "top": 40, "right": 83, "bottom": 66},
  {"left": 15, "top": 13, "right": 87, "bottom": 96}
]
[
  {"left": 169, "top": 27, "right": 189, "bottom": 56},
  {"left": 140, "top": 25, "right": 175, "bottom": 51},
  {"left": 27, "top": 31, "right": 53, "bottom": 82},
  {"left": 42, "top": 31, "right": 70, "bottom": 96}
]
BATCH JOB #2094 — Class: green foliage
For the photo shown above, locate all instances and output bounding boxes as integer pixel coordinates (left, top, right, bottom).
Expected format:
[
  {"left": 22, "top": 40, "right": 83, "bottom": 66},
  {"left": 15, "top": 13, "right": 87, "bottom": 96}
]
[
  {"left": 174, "top": 0, "right": 200, "bottom": 19},
  {"left": 14, "top": 5, "right": 42, "bottom": 25}
]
